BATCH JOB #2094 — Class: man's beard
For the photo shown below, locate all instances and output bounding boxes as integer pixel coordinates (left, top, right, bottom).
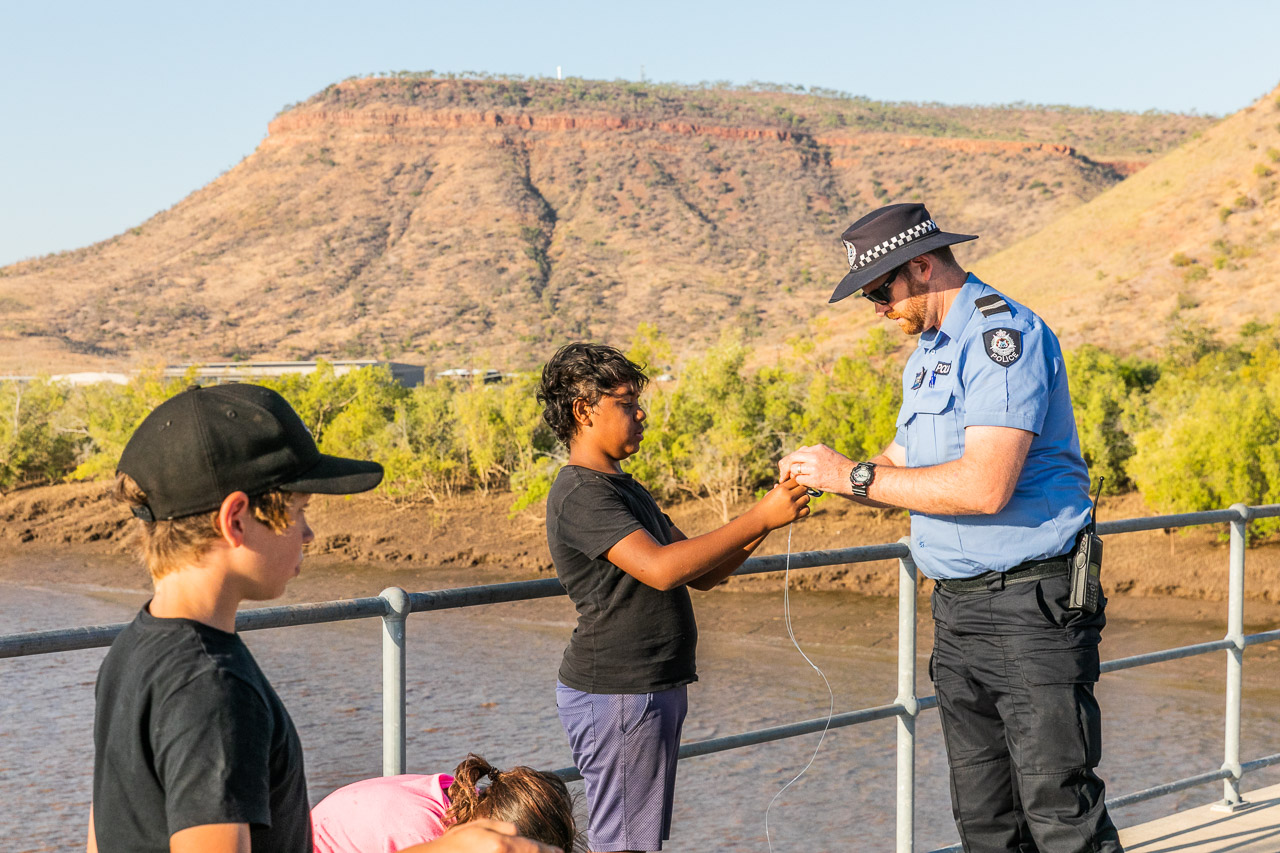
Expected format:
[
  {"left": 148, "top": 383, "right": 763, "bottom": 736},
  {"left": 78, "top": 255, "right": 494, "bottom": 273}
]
[{"left": 886, "top": 291, "right": 928, "bottom": 336}]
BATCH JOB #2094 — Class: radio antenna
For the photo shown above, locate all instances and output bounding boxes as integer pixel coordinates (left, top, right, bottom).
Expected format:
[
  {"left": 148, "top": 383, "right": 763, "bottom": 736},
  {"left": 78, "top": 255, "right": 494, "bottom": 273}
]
[{"left": 1089, "top": 477, "right": 1104, "bottom": 535}]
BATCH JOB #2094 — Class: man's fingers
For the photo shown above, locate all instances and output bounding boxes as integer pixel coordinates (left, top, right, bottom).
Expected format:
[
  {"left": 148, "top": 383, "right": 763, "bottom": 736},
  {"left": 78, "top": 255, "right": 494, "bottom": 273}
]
[{"left": 778, "top": 447, "right": 813, "bottom": 479}]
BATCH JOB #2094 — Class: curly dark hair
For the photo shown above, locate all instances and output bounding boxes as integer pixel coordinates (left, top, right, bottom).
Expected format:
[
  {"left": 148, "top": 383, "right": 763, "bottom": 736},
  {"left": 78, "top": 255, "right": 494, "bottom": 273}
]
[{"left": 537, "top": 342, "right": 648, "bottom": 446}]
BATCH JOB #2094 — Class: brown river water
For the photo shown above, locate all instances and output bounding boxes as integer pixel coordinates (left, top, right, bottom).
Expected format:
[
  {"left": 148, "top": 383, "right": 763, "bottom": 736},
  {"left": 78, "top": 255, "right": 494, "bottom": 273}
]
[{"left": 3, "top": 552, "right": 1279, "bottom": 852}]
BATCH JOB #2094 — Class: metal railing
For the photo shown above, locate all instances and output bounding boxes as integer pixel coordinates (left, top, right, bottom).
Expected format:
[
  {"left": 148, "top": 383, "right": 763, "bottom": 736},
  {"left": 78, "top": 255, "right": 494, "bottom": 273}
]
[{"left": 4, "top": 504, "right": 1280, "bottom": 852}]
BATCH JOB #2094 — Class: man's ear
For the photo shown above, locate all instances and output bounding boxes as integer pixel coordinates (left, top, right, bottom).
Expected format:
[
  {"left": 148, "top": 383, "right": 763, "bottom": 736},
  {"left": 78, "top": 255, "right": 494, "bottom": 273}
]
[
  {"left": 908, "top": 253, "right": 934, "bottom": 283},
  {"left": 216, "top": 492, "right": 252, "bottom": 548},
  {"left": 571, "top": 397, "right": 593, "bottom": 430}
]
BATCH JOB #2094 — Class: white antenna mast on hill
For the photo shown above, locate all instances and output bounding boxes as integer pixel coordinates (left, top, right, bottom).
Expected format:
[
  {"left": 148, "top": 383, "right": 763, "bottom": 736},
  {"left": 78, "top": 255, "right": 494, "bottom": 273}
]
[{"left": 556, "top": 66, "right": 562, "bottom": 80}]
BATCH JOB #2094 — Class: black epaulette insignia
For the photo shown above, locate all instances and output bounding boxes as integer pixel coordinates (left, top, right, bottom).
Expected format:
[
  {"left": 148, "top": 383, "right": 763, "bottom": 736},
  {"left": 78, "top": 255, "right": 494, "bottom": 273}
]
[{"left": 975, "top": 294, "right": 1011, "bottom": 317}]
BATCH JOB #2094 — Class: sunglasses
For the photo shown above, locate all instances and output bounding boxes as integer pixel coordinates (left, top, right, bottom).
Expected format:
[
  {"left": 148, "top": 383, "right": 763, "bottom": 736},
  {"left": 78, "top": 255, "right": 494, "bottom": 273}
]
[{"left": 861, "top": 266, "right": 902, "bottom": 305}]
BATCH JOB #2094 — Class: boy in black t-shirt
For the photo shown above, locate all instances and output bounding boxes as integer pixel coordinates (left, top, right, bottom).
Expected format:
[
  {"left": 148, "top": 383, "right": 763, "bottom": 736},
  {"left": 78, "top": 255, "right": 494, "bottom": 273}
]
[
  {"left": 537, "top": 343, "right": 810, "bottom": 853},
  {"left": 89, "top": 384, "right": 385, "bottom": 853},
  {"left": 89, "top": 385, "right": 560, "bottom": 853}
]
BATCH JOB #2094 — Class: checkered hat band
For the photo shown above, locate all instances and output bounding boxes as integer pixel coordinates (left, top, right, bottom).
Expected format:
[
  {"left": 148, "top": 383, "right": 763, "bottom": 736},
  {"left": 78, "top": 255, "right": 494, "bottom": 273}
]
[{"left": 849, "top": 220, "right": 938, "bottom": 270}]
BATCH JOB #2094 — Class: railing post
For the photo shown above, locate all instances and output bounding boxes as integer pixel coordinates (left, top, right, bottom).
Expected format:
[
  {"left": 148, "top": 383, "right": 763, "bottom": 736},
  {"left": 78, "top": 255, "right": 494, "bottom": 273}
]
[
  {"left": 380, "top": 586, "right": 410, "bottom": 776},
  {"left": 895, "top": 538, "right": 919, "bottom": 853},
  {"left": 1214, "top": 505, "right": 1249, "bottom": 812}
]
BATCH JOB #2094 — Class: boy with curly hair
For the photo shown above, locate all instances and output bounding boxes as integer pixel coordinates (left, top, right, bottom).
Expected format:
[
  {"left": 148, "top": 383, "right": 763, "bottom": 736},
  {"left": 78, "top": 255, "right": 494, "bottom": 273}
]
[{"left": 537, "top": 343, "right": 810, "bottom": 853}]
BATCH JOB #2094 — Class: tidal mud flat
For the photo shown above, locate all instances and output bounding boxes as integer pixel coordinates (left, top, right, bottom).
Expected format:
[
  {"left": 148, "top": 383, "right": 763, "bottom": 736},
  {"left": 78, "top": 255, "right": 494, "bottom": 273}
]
[{"left": 5, "top": 566, "right": 1280, "bottom": 850}]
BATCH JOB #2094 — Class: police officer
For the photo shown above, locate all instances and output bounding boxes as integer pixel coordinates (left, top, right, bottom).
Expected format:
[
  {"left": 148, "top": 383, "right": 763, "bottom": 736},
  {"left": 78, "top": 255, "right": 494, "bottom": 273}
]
[{"left": 780, "top": 203, "right": 1123, "bottom": 853}]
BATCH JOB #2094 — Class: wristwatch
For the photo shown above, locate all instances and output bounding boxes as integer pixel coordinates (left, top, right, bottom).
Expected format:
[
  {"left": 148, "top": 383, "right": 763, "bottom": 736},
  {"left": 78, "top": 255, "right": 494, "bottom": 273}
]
[{"left": 849, "top": 461, "right": 876, "bottom": 498}]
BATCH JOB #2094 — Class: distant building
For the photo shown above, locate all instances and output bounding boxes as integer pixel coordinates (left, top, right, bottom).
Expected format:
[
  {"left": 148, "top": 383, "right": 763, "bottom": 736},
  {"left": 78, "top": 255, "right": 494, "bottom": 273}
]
[
  {"left": 435, "top": 368, "right": 504, "bottom": 384},
  {"left": 163, "top": 361, "right": 426, "bottom": 387},
  {"left": 0, "top": 361, "right": 427, "bottom": 388},
  {"left": 0, "top": 371, "right": 132, "bottom": 385}
]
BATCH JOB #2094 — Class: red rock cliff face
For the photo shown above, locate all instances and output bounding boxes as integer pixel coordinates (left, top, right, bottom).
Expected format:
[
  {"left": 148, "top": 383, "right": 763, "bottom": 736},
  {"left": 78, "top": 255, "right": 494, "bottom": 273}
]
[
  {"left": 264, "top": 107, "right": 1146, "bottom": 180},
  {"left": 267, "top": 109, "right": 802, "bottom": 143}
]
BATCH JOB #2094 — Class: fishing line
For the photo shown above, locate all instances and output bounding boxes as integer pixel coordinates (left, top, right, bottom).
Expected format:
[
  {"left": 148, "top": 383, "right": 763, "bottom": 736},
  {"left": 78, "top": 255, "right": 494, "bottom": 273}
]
[{"left": 764, "top": 522, "right": 835, "bottom": 853}]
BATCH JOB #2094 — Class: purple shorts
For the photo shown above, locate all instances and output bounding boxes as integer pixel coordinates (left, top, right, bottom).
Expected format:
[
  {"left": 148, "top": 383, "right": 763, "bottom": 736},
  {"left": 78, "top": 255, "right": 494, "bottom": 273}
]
[{"left": 556, "top": 682, "right": 688, "bottom": 852}]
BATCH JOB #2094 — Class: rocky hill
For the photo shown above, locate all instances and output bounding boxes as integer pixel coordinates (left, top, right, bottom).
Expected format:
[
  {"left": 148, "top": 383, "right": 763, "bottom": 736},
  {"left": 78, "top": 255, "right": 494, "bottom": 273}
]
[
  {"left": 0, "top": 76, "right": 1212, "bottom": 372},
  {"left": 976, "top": 83, "right": 1280, "bottom": 354}
]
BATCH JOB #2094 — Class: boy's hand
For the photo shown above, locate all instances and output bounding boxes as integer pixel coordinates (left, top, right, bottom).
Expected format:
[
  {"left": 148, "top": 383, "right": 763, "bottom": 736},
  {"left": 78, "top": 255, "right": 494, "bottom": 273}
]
[{"left": 753, "top": 477, "right": 812, "bottom": 531}]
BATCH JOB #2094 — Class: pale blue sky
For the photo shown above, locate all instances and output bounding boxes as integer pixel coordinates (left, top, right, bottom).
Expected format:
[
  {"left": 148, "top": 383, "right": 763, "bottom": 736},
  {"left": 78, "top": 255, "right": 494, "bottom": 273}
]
[{"left": 2, "top": 0, "right": 1277, "bottom": 266}]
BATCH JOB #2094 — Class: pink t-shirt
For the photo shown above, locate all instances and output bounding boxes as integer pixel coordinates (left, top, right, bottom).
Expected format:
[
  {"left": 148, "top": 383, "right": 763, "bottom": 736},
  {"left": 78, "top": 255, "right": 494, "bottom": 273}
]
[{"left": 312, "top": 773, "right": 455, "bottom": 853}]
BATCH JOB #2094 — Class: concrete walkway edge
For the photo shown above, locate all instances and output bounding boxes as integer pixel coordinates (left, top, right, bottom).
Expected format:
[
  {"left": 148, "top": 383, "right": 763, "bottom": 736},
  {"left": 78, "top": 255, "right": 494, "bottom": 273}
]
[{"left": 1118, "top": 784, "right": 1280, "bottom": 852}]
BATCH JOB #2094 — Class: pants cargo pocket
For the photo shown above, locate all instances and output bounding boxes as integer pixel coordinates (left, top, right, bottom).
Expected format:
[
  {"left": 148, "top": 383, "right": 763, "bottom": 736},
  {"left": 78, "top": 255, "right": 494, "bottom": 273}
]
[{"left": 1014, "top": 648, "right": 1103, "bottom": 770}]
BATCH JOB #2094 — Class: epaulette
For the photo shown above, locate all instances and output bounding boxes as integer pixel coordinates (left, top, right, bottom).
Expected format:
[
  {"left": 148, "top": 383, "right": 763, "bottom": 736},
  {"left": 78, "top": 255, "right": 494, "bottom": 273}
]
[{"left": 974, "top": 294, "right": 1011, "bottom": 317}]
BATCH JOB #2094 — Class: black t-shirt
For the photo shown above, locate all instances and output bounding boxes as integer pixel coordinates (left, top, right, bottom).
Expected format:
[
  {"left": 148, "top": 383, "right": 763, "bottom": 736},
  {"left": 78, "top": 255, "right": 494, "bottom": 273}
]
[
  {"left": 546, "top": 465, "right": 698, "bottom": 694},
  {"left": 92, "top": 605, "right": 311, "bottom": 853}
]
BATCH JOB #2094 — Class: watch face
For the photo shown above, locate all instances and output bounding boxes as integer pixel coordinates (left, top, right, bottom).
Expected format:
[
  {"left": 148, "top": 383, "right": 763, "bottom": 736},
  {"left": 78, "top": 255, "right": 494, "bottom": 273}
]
[{"left": 852, "top": 465, "right": 873, "bottom": 485}]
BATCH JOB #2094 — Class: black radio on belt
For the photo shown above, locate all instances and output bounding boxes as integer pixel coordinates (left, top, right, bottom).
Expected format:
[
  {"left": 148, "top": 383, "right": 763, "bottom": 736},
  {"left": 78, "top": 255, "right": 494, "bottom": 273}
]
[{"left": 1068, "top": 477, "right": 1105, "bottom": 613}]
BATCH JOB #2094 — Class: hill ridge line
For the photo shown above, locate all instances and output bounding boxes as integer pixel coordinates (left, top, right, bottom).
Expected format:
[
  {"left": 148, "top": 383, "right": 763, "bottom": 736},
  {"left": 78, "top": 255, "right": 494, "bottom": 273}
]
[{"left": 264, "top": 107, "right": 1147, "bottom": 173}]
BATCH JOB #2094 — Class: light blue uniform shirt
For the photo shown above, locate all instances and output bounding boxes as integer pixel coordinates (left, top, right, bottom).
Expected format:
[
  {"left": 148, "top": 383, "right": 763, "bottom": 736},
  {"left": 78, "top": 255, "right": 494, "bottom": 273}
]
[{"left": 894, "top": 274, "right": 1091, "bottom": 579}]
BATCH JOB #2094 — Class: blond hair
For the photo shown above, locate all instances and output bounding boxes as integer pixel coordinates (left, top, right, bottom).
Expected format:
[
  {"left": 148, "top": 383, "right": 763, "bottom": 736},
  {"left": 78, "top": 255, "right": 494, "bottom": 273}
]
[{"left": 114, "top": 473, "right": 294, "bottom": 581}]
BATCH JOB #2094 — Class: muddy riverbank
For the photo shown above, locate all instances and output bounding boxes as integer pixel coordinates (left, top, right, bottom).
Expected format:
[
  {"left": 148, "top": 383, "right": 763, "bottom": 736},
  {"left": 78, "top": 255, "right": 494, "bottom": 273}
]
[{"left": 3, "top": 480, "right": 1278, "bottom": 605}]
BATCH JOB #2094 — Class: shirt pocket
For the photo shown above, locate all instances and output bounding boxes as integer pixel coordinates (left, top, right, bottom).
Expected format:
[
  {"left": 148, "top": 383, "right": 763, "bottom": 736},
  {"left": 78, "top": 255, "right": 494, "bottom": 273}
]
[{"left": 901, "top": 384, "right": 962, "bottom": 466}]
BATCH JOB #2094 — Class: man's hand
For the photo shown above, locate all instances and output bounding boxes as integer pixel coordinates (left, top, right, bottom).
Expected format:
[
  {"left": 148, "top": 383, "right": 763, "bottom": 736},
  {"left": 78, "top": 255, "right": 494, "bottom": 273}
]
[
  {"left": 399, "top": 819, "right": 563, "bottom": 853},
  {"left": 779, "top": 444, "right": 853, "bottom": 496}
]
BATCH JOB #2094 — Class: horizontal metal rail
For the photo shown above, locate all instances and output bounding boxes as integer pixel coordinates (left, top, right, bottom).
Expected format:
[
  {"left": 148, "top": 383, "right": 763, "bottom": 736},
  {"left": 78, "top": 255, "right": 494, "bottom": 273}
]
[
  {"left": 4, "top": 503, "right": 1280, "bottom": 852},
  {"left": 0, "top": 546, "right": 898, "bottom": 659},
  {"left": 1242, "top": 753, "right": 1280, "bottom": 773},
  {"left": 9, "top": 507, "right": 1280, "bottom": 659},
  {"left": 1107, "top": 768, "right": 1234, "bottom": 810},
  {"left": 553, "top": 703, "right": 909, "bottom": 783},
  {"left": 1101, "top": 639, "right": 1234, "bottom": 673},
  {"left": 1245, "top": 628, "right": 1280, "bottom": 647}
]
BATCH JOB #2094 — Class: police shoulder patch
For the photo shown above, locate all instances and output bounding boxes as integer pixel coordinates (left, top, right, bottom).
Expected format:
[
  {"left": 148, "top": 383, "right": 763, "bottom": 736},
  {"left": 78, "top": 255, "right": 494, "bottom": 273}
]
[
  {"left": 982, "top": 328, "right": 1022, "bottom": 367},
  {"left": 974, "top": 294, "right": 1011, "bottom": 317}
]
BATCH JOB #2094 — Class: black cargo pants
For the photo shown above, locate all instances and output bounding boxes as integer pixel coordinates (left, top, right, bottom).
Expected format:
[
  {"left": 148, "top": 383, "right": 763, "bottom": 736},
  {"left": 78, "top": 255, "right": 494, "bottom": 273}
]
[{"left": 930, "top": 573, "right": 1124, "bottom": 853}]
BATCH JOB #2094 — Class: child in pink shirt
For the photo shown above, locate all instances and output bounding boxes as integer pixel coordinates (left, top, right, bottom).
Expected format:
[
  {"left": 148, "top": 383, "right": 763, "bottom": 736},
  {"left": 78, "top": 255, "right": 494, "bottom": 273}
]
[
  {"left": 313, "top": 773, "right": 454, "bottom": 853},
  {"left": 311, "top": 755, "right": 577, "bottom": 853}
]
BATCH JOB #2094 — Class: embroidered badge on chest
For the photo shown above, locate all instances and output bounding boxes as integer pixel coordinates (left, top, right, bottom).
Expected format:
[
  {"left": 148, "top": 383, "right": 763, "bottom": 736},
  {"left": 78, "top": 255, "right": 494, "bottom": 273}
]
[
  {"left": 933, "top": 362, "right": 951, "bottom": 375},
  {"left": 983, "top": 329, "right": 1022, "bottom": 367},
  {"left": 911, "top": 366, "right": 927, "bottom": 389}
]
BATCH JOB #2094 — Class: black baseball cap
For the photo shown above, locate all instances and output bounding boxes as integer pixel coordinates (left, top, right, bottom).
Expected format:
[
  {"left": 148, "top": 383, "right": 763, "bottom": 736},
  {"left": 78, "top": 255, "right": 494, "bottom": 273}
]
[
  {"left": 828, "top": 203, "right": 978, "bottom": 303},
  {"left": 118, "top": 384, "right": 384, "bottom": 521}
]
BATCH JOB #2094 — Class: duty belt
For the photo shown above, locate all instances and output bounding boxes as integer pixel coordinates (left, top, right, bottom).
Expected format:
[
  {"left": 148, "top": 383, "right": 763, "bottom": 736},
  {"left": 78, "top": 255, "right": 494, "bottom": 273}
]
[{"left": 935, "top": 557, "right": 1070, "bottom": 593}]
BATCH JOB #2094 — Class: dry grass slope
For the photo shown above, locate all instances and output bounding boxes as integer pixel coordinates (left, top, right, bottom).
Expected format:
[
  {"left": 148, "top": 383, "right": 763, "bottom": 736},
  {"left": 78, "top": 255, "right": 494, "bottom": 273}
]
[{"left": 976, "top": 83, "right": 1280, "bottom": 355}]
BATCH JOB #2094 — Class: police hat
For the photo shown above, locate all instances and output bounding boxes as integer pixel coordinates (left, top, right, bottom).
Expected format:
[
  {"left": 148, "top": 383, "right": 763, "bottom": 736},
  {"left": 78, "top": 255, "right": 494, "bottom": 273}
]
[{"left": 829, "top": 203, "right": 978, "bottom": 303}]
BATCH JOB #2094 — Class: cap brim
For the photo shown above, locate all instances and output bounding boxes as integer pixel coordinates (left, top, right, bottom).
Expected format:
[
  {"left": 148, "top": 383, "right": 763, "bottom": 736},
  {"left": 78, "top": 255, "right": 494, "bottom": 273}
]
[
  {"left": 278, "top": 454, "right": 384, "bottom": 495},
  {"left": 828, "top": 231, "right": 978, "bottom": 303}
]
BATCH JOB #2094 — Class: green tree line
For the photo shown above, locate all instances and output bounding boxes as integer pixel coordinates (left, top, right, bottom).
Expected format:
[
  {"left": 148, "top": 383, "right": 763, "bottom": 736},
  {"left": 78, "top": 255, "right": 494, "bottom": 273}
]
[{"left": 2, "top": 322, "right": 1277, "bottom": 536}]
